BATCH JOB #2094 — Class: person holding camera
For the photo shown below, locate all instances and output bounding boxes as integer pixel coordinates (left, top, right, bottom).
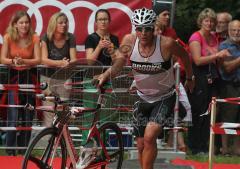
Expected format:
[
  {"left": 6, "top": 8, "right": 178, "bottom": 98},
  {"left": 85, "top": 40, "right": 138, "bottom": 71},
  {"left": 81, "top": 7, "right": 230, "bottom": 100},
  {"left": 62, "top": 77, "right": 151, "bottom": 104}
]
[
  {"left": 188, "top": 8, "right": 230, "bottom": 155},
  {"left": 85, "top": 9, "right": 119, "bottom": 66}
]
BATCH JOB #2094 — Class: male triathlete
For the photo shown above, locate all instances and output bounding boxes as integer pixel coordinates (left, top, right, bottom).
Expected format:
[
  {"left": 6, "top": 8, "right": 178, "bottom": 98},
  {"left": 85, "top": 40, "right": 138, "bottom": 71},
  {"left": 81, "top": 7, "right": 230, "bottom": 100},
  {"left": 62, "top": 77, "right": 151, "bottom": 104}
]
[{"left": 96, "top": 8, "right": 194, "bottom": 169}]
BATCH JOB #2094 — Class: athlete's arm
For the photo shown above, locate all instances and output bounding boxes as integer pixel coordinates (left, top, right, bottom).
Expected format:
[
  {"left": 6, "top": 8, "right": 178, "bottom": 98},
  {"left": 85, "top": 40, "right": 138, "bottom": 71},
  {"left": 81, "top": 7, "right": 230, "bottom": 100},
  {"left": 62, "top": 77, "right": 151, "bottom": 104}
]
[
  {"left": 163, "top": 37, "right": 195, "bottom": 92},
  {"left": 96, "top": 34, "right": 135, "bottom": 86}
]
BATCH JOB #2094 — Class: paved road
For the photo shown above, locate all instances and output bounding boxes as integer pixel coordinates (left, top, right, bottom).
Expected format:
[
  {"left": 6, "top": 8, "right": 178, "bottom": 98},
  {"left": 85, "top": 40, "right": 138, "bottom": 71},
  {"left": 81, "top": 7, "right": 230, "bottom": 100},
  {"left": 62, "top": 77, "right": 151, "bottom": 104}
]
[{"left": 108, "top": 159, "right": 194, "bottom": 169}]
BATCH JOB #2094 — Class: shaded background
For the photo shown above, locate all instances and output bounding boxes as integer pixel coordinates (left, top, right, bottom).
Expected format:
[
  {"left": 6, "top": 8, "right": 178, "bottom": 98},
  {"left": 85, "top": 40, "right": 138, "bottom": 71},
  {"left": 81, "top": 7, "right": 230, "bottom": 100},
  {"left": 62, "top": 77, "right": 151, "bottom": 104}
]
[{"left": 174, "top": 0, "right": 240, "bottom": 42}]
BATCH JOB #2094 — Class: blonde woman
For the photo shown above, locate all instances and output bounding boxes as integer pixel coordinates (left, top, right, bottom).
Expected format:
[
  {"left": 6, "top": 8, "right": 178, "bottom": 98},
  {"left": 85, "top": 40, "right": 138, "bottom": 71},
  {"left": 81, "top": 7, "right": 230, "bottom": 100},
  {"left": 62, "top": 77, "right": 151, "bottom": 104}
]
[
  {"left": 41, "top": 12, "right": 76, "bottom": 127},
  {"left": 1, "top": 10, "right": 40, "bottom": 155},
  {"left": 41, "top": 12, "right": 76, "bottom": 68}
]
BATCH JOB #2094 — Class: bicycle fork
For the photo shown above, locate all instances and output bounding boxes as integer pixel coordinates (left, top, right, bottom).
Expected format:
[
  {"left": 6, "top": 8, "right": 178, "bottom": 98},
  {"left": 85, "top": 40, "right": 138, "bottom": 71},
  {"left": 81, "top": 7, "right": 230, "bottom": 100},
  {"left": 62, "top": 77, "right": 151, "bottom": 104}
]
[{"left": 87, "top": 125, "right": 111, "bottom": 161}]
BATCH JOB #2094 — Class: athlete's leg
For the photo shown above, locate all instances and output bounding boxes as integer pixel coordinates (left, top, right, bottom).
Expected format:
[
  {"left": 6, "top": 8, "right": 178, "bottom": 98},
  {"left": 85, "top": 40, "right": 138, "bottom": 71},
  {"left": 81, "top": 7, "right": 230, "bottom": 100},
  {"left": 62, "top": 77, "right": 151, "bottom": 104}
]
[
  {"left": 136, "top": 137, "right": 144, "bottom": 168},
  {"left": 142, "top": 122, "right": 161, "bottom": 169}
]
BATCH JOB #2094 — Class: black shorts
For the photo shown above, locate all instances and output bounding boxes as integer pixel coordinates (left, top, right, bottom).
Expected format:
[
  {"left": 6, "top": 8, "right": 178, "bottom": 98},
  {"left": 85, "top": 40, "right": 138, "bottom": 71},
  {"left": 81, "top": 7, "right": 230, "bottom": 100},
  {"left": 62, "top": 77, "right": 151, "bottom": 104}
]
[{"left": 132, "top": 94, "right": 176, "bottom": 137}]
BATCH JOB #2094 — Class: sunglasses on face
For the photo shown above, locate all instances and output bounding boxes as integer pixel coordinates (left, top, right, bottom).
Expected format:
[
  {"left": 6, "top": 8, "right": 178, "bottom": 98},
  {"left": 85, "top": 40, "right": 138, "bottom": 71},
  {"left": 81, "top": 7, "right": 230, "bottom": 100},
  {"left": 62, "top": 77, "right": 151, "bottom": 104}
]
[{"left": 135, "top": 26, "right": 154, "bottom": 32}]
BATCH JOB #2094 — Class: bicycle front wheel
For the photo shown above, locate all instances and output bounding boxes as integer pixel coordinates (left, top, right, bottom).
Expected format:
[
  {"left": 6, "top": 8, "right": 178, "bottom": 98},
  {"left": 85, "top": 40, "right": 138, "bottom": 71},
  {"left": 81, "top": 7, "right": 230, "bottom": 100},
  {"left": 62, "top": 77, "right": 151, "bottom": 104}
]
[
  {"left": 22, "top": 127, "right": 67, "bottom": 169},
  {"left": 99, "top": 122, "right": 124, "bottom": 169}
]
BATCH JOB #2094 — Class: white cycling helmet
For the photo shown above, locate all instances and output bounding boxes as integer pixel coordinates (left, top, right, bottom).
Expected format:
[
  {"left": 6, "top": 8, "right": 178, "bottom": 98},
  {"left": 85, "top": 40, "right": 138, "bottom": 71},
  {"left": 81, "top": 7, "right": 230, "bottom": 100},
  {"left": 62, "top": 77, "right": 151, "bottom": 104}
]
[{"left": 131, "top": 7, "right": 156, "bottom": 26}]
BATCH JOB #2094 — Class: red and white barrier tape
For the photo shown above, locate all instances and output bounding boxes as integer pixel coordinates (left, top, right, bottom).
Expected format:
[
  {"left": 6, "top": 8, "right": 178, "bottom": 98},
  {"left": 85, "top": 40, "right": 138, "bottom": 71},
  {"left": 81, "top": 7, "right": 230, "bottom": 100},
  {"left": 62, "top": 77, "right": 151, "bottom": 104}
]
[
  {"left": 163, "top": 126, "right": 188, "bottom": 131},
  {"left": 0, "top": 104, "right": 132, "bottom": 113},
  {"left": 201, "top": 97, "right": 240, "bottom": 117},
  {"left": 0, "top": 82, "right": 131, "bottom": 94},
  {"left": 101, "top": 107, "right": 133, "bottom": 112},
  {"left": 0, "top": 105, "right": 54, "bottom": 110},
  {"left": 70, "top": 88, "right": 130, "bottom": 94},
  {"left": 211, "top": 126, "right": 240, "bottom": 135},
  {"left": 0, "top": 126, "right": 133, "bottom": 131},
  {"left": 0, "top": 126, "right": 83, "bottom": 131},
  {"left": 217, "top": 97, "right": 240, "bottom": 102},
  {"left": 216, "top": 97, "right": 240, "bottom": 105},
  {"left": 215, "top": 122, "right": 240, "bottom": 129},
  {"left": 0, "top": 104, "right": 26, "bottom": 108},
  {"left": 0, "top": 88, "right": 37, "bottom": 92},
  {"left": 0, "top": 84, "right": 43, "bottom": 92}
]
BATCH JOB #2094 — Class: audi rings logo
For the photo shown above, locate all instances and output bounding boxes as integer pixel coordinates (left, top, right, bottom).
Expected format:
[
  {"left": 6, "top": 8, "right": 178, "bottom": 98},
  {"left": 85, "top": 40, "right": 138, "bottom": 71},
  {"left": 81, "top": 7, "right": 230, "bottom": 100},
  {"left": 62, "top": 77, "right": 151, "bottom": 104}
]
[{"left": 0, "top": 0, "right": 150, "bottom": 52}]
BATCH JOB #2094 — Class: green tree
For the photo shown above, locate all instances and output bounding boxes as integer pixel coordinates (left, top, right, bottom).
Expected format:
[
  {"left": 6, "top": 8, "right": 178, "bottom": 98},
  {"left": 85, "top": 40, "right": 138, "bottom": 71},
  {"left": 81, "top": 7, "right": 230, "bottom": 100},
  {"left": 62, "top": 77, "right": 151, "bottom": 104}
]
[{"left": 174, "top": 0, "right": 240, "bottom": 42}]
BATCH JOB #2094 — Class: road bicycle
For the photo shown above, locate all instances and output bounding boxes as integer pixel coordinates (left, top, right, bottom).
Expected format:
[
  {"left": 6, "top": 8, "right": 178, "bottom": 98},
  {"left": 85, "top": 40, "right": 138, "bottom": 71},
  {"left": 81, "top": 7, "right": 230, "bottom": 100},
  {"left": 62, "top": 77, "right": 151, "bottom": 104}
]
[{"left": 22, "top": 63, "right": 124, "bottom": 169}]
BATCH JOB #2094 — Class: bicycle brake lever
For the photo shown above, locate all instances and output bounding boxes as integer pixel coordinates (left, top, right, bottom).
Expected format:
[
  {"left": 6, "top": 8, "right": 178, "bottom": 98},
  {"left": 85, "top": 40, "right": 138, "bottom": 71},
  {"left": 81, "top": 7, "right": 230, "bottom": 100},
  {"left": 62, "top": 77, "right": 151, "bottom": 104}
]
[
  {"left": 36, "top": 94, "right": 46, "bottom": 100},
  {"left": 36, "top": 93, "right": 61, "bottom": 103}
]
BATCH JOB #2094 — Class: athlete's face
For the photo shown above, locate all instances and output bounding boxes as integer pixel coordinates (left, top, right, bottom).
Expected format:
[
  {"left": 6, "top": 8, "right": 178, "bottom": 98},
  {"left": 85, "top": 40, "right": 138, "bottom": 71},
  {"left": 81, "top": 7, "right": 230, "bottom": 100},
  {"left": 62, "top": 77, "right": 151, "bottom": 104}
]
[{"left": 135, "top": 26, "right": 154, "bottom": 45}]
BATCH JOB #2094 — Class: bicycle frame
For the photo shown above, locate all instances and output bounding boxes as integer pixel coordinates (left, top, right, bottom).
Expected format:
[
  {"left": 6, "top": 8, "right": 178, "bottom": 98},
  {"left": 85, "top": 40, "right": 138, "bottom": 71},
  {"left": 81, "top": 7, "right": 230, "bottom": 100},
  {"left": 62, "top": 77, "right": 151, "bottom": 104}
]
[
  {"left": 52, "top": 122, "right": 111, "bottom": 169},
  {"left": 47, "top": 92, "right": 112, "bottom": 169},
  {"left": 23, "top": 83, "right": 123, "bottom": 169}
]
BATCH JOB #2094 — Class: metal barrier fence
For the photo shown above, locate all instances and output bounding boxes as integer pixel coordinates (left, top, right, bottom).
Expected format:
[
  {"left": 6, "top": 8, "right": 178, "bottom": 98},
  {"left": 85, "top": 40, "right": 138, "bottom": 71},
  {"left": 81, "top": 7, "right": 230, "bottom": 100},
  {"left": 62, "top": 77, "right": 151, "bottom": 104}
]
[{"left": 0, "top": 64, "right": 137, "bottom": 155}]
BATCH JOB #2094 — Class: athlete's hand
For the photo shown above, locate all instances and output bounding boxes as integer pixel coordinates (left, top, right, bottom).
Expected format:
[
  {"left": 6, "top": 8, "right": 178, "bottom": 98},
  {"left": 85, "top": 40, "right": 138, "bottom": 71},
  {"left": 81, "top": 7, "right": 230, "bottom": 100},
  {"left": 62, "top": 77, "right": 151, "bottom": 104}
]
[{"left": 93, "top": 71, "right": 110, "bottom": 87}]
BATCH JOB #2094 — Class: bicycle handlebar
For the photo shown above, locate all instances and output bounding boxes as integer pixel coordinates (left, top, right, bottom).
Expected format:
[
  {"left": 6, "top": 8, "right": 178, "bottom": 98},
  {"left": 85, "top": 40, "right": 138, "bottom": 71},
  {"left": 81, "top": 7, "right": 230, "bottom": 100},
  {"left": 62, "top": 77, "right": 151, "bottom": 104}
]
[
  {"left": 36, "top": 79, "right": 108, "bottom": 106},
  {"left": 36, "top": 94, "right": 60, "bottom": 102}
]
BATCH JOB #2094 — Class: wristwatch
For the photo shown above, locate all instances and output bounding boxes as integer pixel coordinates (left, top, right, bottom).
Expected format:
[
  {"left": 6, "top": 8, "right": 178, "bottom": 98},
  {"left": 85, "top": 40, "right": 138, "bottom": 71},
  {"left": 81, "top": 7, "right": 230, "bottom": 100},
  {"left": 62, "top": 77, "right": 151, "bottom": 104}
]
[{"left": 186, "top": 75, "right": 195, "bottom": 81}]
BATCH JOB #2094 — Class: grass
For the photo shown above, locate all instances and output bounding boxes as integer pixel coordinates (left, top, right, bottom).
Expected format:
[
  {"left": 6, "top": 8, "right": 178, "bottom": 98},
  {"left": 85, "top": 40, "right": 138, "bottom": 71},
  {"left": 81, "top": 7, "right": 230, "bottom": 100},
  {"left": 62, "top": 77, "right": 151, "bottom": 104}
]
[
  {"left": 0, "top": 149, "right": 6, "bottom": 155},
  {"left": 186, "top": 154, "right": 240, "bottom": 164}
]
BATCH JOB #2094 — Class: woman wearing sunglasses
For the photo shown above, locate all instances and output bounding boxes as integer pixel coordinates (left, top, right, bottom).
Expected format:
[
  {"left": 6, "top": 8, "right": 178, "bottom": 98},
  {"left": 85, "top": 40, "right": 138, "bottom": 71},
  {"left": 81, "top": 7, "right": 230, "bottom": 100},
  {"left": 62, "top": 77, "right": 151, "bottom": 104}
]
[{"left": 96, "top": 8, "right": 194, "bottom": 169}]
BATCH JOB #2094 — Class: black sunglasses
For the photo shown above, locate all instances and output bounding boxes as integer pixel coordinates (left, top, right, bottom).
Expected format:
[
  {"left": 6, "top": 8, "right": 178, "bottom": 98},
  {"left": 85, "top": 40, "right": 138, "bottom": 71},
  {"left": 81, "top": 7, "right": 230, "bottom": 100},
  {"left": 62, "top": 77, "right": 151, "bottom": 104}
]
[{"left": 135, "top": 26, "right": 154, "bottom": 32}]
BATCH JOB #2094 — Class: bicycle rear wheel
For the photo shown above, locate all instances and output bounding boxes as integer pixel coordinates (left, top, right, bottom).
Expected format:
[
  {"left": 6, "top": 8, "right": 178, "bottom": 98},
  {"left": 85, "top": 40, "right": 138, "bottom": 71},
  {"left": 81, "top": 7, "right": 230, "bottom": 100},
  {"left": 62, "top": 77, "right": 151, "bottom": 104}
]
[
  {"left": 22, "top": 127, "right": 67, "bottom": 169},
  {"left": 99, "top": 122, "right": 124, "bottom": 169}
]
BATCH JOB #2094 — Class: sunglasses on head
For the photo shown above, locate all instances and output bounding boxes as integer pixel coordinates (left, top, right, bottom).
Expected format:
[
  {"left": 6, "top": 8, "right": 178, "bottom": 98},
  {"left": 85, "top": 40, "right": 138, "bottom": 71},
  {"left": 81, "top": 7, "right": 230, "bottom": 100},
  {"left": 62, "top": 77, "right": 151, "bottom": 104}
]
[{"left": 135, "top": 26, "right": 154, "bottom": 32}]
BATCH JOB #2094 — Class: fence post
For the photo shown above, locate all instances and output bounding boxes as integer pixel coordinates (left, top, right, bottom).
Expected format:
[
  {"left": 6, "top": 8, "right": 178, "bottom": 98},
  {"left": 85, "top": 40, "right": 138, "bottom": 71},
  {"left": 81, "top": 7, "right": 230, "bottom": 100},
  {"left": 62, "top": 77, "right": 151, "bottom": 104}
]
[
  {"left": 209, "top": 97, "right": 216, "bottom": 169},
  {"left": 173, "top": 62, "right": 180, "bottom": 152}
]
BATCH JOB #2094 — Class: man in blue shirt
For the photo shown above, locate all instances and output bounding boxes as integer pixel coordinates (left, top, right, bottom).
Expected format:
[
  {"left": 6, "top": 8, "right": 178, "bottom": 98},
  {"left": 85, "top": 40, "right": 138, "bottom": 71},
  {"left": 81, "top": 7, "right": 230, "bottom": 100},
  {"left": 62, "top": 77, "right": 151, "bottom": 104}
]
[{"left": 219, "top": 20, "right": 240, "bottom": 156}]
